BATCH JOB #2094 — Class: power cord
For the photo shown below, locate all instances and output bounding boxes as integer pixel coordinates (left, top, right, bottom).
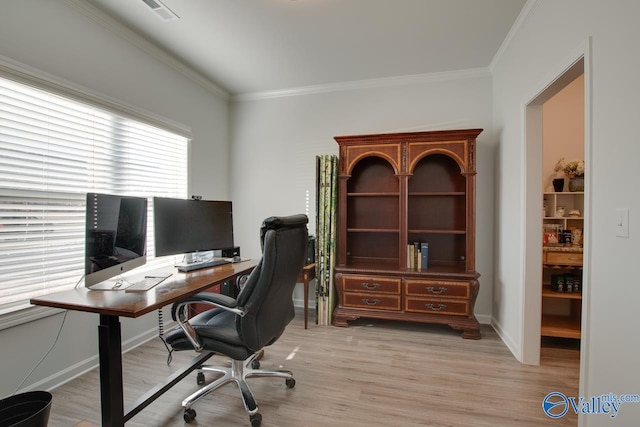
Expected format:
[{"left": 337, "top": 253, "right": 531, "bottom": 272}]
[
  {"left": 15, "top": 273, "right": 177, "bottom": 394},
  {"left": 13, "top": 274, "right": 85, "bottom": 395},
  {"left": 157, "top": 308, "right": 173, "bottom": 365}
]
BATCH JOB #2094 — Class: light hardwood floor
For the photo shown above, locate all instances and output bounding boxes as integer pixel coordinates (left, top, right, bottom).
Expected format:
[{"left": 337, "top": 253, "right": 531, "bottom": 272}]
[{"left": 51, "top": 310, "right": 579, "bottom": 427}]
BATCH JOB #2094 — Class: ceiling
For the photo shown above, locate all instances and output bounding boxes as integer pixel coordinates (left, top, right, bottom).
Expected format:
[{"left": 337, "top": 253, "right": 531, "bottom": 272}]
[{"left": 82, "top": 0, "right": 527, "bottom": 96}]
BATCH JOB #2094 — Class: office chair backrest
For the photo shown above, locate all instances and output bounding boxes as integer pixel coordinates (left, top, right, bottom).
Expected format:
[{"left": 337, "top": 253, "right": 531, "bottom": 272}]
[{"left": 235, "top": 214, "right": 308, "bottom": 351}]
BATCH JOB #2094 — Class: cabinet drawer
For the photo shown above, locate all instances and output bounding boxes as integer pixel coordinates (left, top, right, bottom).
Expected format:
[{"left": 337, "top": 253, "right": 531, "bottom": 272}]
[
  {"left": 405, "top": 279, "right": 469, "bottom": 298},
  {"left": 342, "top": 275, "right": 401, "bottom": 294},
  {"left": 343, "top": 293, "right": 401, "bottom": 310},
  {"left": 544, "top": 251, "right": 583, "bottom": 266},
  {"left": 405, "top": 297, "right": 468, "bottom": 316}
]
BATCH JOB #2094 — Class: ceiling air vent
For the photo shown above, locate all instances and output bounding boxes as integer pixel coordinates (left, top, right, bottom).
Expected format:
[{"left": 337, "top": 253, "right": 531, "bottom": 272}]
[{"left": 141, "top": 0, "right": 180, "bottom": 21}]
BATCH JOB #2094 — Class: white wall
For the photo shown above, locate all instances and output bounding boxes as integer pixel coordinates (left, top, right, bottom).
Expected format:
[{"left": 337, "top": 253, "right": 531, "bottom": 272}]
[
  {"left": 542, "top": 74, "right": 584, "bottom": 190},
  {"left": 0, "top": 0, "right": 229, "bottom": 396},
  {"left": 492, "top": 0, "right": 640, "bottom": 424},
  {"left": 6, "top": 2, "right": 639, "bottom": 423},
  {"left": 230, "top": 75, "right": 496, "bottom": 321}
]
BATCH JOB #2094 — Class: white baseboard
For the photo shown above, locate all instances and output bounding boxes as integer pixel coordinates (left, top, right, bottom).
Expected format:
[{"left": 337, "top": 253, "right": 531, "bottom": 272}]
[
  {"left": 25, "top": 324, "right": 171, "bottom": 394},
  {"left": 475, "top": 313, "right": 492, "bottom": 325},
  {"left": 490, "top": 316, "right": 521, "bottom": 361}
]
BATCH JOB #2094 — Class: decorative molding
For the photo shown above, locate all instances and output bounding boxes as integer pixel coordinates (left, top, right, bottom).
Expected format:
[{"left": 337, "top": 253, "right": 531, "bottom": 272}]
[
  {"left": 489, "top": 0, "right": 541, "bottom": 72},
  {"left": 64, "top": 0, "right": 229, "bottom": 100},
  {"left": 233, "top": 68, "right": 492, "bottom": 102}
]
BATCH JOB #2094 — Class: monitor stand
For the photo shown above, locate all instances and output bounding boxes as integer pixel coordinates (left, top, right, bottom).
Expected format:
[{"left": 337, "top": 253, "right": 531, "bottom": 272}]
[{"left": 175, "top": 252, "right": 230, "bottom": 272}]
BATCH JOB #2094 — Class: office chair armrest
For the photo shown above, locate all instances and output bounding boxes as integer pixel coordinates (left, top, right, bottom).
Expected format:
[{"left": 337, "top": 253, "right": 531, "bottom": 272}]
[
  {"left": 191, "top": 292, "right": 238, "bottom": 308},
  {"left": 171, "top": 292, "right": 245, "bottom": 322},
  {"left": 171, "top": 292, "right": 246, "bottom": 352}
]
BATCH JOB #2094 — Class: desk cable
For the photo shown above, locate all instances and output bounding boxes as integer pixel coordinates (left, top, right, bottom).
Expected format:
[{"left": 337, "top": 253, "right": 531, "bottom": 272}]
[
  {"left": 13, "top": 275, "right": 85, "bottom": 395},
  {"left": 157, "top": 308, "right": 173, "bottom": 365}
]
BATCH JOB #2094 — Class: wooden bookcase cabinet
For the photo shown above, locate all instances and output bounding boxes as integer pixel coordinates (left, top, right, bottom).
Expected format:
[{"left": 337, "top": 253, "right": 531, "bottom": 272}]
[{"left": 333, "top": 129, "right": 482, "bottom": 339}]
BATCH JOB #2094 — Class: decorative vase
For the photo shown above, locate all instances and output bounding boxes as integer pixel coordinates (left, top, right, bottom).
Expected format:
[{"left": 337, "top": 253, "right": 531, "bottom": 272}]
[
  {"left": 552, "top": 178, "right": 564, "bottom": 192},
  {"left": 569, "top": 177, "right": 584, "bottom": 192}
]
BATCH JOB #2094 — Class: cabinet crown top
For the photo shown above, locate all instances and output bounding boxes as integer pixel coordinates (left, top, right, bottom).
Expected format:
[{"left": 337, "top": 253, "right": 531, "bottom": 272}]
[{"left": 334, "top": 128, "right": 483, "bottom": 144}]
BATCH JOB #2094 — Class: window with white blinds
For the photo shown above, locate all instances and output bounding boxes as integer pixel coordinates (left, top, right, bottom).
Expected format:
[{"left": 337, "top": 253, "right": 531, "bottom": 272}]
[{"left": 0, "top": 75, "right": 188, "bottom": 313}]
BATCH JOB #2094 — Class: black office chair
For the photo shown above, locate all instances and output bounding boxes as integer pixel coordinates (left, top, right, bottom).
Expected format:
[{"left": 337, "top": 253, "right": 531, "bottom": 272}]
[{"left": 166, "top": 214, "right": 308, "bottom": 426}]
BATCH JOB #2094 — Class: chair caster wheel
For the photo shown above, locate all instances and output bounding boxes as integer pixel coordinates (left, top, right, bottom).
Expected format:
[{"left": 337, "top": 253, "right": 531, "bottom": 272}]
[
  {"left": 196, "top": 371, "right": 205, "bottom": 385},
  {"left": 251, "top": 359, "right": 260, "bottom": 369},
  {"left": 250, "top": 412, "right": 262, "bottom": 426},
  {"left": 285, "top": 377, "right": 296, "bottom": 388},
  {"left": 183, "top": 408, "right": 196, "bottom": 423}
]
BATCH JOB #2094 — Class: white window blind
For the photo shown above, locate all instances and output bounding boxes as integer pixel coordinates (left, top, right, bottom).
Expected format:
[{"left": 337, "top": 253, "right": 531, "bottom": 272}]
[{"left": 0, "top": 76, "right": 188, "bottom": 313}]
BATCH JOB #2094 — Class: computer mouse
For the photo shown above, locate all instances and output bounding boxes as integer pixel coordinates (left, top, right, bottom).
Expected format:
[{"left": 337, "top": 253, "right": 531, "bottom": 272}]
[{"left": 232, "top": 256, "right": 241, "bottom": 262}]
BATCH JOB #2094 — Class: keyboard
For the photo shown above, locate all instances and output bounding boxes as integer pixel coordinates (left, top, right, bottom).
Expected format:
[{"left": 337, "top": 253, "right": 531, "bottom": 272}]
[
  {"left": 125, "top": 275, "right": 171, "bottom": 292},
  {"left": 176, "top": 258, "right": 230, "bottom": 272}
]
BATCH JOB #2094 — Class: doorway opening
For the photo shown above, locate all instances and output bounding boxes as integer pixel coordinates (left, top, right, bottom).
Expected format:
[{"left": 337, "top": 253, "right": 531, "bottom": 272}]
[{"left": 522, "top": 51, "right": 589, "bottom": 366}]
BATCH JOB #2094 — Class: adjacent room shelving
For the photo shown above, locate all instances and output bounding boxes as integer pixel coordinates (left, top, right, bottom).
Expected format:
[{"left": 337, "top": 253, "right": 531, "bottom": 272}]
[{"left": 541, "top": 191, "right": 584, "bottom": 340}]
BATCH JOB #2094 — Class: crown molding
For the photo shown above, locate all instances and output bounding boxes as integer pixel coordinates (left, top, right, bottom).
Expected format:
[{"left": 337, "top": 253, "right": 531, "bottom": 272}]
[
  {"left": 64, "top": 0, "right": 229, "bottom": 100},
  {"left": 233, "top": 67, "right": 492, "bottom": 102},
  {"left": 489, "top": 0, "right": 540, "bottom": 72}
]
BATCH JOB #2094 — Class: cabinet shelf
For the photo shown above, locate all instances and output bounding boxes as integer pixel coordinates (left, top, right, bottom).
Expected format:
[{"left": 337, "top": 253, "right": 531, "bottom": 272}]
[
  {"left": 542, "top": 285, "right": 582, "bottom": 300},
  {"left": 544, "top": 216, "right": 583, "bottom": 220},
  {"left": 541, "top": 315, "right": 581, "bottom": 339},
  {"left": 347, "top": 228, "right": 400, "bottom": 233},
  {"left": 409, "top": 192, "right": 466, "bottom": 197},
  {"left": 544, "top": 191, "right": 584, "bottom": 195},
  {"left": 347, "top": 192, "right": 399, "bottom": 197},
  {"left": 408, "top": 229, "right": 466, "bottom": 235}
]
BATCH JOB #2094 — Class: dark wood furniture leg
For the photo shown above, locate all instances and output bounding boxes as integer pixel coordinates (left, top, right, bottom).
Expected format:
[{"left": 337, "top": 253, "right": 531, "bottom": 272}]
[{"left": 298, "top": 263, "right": 316, "bottom": 329}]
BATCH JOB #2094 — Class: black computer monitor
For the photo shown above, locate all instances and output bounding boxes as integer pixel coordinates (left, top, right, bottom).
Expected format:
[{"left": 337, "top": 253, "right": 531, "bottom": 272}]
[
  {"left": 153, "top": 197, "right": 234, "bottom": 258},
  {"left": 85, "top": 193, "right": 148, "bottom": 287}
]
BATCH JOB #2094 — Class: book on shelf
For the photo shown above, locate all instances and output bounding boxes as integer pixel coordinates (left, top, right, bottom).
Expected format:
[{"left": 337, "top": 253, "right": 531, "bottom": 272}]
[
  {"left": 407, "top": 242, "right": 429, "bottom": 270},
  {"left": 420, "top": 242, "right": 429, "bottom": 270}
]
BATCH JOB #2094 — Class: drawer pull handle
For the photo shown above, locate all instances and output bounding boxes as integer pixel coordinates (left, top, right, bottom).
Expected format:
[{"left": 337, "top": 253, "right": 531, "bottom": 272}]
[
  {"left": 426, "top": 286, "right": 447, "bottom": 294},
  {"left": 426, "top": 303, "right": 447, "bottom": 311},
  {"left": 568, "top": 257, "right": 580, "bottom": 260},
  {"left": 362, "top": 298, "right": 381, "bottom": 306},
  {"left": 361, "top": 282, "right": 381, "bottom": 290}
]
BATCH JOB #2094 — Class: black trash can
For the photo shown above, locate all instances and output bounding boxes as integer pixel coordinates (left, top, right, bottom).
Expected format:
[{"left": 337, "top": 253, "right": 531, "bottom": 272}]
[{"left": 0, "top": 391, "right": 52, "bottom": 427}]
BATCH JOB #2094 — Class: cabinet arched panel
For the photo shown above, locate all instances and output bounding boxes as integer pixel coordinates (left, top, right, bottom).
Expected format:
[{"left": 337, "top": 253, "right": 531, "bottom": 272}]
[
  {"left": 347, "top": 156, "right": 398, "bottom": 194},
  {"left": 407, "top": 140, "right": 472, "bottom": 173},
  {"left": 408, "top": 154, "right": 465, "bottom": 193},
  {"left": 342, "top": 143, "right": 401, "bottom": 176}
]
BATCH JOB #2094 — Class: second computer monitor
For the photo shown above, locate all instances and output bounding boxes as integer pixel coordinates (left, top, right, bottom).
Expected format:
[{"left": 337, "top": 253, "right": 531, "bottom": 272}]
[{"left": 153, "top": 197, "right": 234, "bottom": 257}]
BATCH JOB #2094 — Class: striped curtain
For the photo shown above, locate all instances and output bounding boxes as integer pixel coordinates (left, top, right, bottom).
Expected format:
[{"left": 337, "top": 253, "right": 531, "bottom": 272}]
[{"left": 315, "top": 155, "right": 338, "bottom": 325}]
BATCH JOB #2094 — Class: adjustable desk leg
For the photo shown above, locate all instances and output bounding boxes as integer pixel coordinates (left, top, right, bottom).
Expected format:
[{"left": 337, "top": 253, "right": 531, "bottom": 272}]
[{"left": 98, "top": 314, "right": 124, "bottom": 427}]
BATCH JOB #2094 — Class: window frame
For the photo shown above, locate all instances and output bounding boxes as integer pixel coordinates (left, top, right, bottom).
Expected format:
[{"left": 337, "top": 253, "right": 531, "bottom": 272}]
[{"left": 0, "top": 57, "right": 192, "bottom": 330}]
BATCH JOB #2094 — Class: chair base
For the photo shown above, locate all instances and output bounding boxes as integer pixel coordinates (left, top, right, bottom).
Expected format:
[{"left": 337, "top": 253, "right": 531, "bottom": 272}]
[{"left": 182, "top": 350, "right": 295, "bottom": 422}]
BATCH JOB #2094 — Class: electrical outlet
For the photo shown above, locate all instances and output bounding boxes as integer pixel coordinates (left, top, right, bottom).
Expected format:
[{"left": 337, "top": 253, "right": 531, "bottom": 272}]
[{"left": 616, "top": 208, "right": 629, "bottom": 238}]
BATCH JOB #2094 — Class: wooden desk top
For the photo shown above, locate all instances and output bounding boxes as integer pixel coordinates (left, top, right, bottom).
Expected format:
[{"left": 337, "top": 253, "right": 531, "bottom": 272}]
[{"left": 30, "top": 260, "right": 258, "bottom": 318}]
